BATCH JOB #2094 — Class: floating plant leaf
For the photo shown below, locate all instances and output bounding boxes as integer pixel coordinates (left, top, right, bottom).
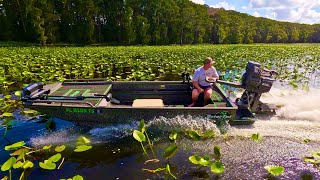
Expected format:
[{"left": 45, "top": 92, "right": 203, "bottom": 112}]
[
  {"left": 1, "top": 157, "right": 16, "bottom": 171},
  {"left": 72, "top": 175, "right": 84, "bottom": 180},
  {"left": 311, "top": 151, "right": 320, "bottom": 158},
  {"left": 214, "top": 146, "right": 221, "bottom": 159},
  {"left": 10, "top": 148, "right": 25, "bottom": 156},
  {"left": 187, "top": 130, "right": 201, "bottom": 141},
  {"left": 55, "top": 145, "right": 66, "bottom": 152},
  {"left": 251, "top": 133, "right": 262, "bottom": 142},
  {"left": 199, "top": 156, "right": 210, "bottom": 166},
  {"left": 1, "top": 112, "right": 13, "bottom": 118},
  {"left": 189, "top": 155, "right": 202, "bottom": 165},
  {"left": 203, "top": 130, "right": 215, "bottom": 138},
  {"left": 77, "top": 136, "right": 90, "bottom": 145},
  {"left": 22, "top": 160, "right": 34, "bottom": 169},
  {"left": 13, "top": 161, "right": 23, "bottom": 169},
  {"left": 303, "top": 139, "right": 311, "bottom": 143},
  {"left": 163, "top": 144, "right": 178, "bottom": 159},
  {"left": 210, "top": 161, "right": 225, "bottom": 174},
  {"left": 5, "top": 141, "right": 26, "bottom": 150},
  {"left": 48, "top": 153, "right": 61, "bottom": 163},
  {"left": 39, "top": 161, "right": 56, "bottom": 170},
  {"left": 74, "top": 145, "right": 92, "bottom": 152},
  {"left": 43, "top": 145, "right": 52, "bottom": 150},
  {"left": 14, "top": 91, "right": 21, "bottom": 97},
  {"left": 23, "top": 110, "right": 39, "bottom": 116},
  {"left": 304, "top": 157, "right": 317, "bottom": 164},
  {"left": 264, "top": 165, "right": 285, "bottom": 176},
  {"left": 16, "top": 149, "right": 27, "bottom": 161},
  {"left": 133, "top": 130, "right": 146, "bottom": 142},
  {"left": 169, "top": 132, "right": 178, "bottom": 141}
]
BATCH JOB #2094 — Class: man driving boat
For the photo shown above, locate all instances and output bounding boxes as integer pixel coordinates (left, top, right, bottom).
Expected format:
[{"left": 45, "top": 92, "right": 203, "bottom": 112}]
[{"left": 189, "top": 57, "right": 219, "bottom": 107}]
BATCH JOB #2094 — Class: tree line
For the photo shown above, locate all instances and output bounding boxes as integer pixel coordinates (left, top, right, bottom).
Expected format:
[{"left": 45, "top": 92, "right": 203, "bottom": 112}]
[{"left": 1, "top": 0, "right": 320, "bottom": 45}]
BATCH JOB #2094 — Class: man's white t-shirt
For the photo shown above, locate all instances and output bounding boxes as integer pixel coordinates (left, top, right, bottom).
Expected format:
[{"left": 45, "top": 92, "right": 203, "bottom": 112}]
[{"left": 192, "top": 66, "right": 219, "bottom": 86}]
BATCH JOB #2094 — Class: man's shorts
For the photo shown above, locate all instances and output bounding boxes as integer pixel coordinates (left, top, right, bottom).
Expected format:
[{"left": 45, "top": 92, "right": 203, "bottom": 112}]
[{"left": 193, "top": 85, "right": 213, "bottom": 91}]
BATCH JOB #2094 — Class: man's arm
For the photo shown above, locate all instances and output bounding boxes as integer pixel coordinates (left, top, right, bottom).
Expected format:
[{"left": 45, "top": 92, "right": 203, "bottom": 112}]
[{"left": 192, "top": 81, "right": 204, "bottom": 93}]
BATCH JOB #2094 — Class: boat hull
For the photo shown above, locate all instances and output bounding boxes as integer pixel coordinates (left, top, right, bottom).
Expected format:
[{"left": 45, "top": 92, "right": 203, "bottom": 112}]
[
  {"left": 22, "top": 80, "right": 255, "bottom": 126},
  {"left": 27, "top": 105, "right": 237, "bottom": 126}
]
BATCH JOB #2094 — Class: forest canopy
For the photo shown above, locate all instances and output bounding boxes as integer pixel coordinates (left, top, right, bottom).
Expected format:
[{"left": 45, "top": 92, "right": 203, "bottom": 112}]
[{"left": 1, "top": 0, "right": 320, "bottom": 45}]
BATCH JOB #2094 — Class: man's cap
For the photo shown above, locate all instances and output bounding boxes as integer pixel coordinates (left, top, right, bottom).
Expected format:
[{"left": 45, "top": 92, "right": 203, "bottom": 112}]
[{"left": 203, "top": 57, "right": 215, "bottom": 65}]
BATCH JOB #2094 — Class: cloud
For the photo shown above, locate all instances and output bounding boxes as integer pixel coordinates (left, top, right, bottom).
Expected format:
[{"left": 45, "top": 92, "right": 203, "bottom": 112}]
[
  {"left": 190, "top": 0, "right": 205, "bottom": 5},
  {"left": 209, "top": 1, "right": 235, "bottom": 10},
  {"left": 249, "top": 0, "right": 320, "bottom": 24},
  {"left": 252, "top": 11, "right": 261, "bottom": 17}
]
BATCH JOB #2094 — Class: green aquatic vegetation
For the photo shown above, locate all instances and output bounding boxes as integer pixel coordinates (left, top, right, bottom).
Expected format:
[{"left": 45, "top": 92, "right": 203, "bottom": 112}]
[
  {"left": 133, "top": 129, "right": 149, "bottom": 158},
  {"left": 133, "top": 120, "right": 156, "bottom": 159},
  {"left": 210, "top": 161, "right": 225, "bottom": 174},
  {"left": 304, "top": 151, "right": 320, "bottom": 169},
  {"left": 1, "top": 44, "right": 319, "bottom": 93},
  {"left": 186, "top": 130, "right": 215, "bottom": 141},
  {"left": 163, "top": 144, "right": 178, "bottom": 160},
  {"left": 303, "top": 139, "right": 311, "bottom": 143},
  {"left": 165, "top": 164, "right": 177, "bottom": 179},
  {"left": 264, "top": 165, "right": 285, "bottom": 176},
  {"left": 251, "top": 133, "right": 262, "bottom": 142},
  {"left": 60, "top": 175, "right": 84, "bottom": 180},
  {"left": 169, "top": 132, "right": 178, "bottom": 141},
  {"left": 213, "top": 145, "right": 221, "bottom": 161},
  {"left": 189, "top": 155, "right": 211, "bottom": 166},
  {"left": 139, "top": 120, "right": 155, "bottom": 158},
  {"left": 142, "top": 164, "right": 176, "bottom": 179},
  {"left": 75, "top": 136, "right": 92, "bottom": 153},
  {"left": 0, "top": 137, "right": 92, "bottom": 179},
  {"left": 189, "top": 145, "right": 225, "bottom": 175}
]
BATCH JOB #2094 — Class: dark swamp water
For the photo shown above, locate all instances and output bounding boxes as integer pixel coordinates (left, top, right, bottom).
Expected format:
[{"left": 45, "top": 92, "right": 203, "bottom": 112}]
[{"left": 1, "top": 86, "right": 320, "bottom": 180}]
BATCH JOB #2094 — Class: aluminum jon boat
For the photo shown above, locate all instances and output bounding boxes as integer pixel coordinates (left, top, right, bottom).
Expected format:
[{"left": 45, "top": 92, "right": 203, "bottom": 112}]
[{"left": 21, "top": 62, "right": 277, "bottom": 126}]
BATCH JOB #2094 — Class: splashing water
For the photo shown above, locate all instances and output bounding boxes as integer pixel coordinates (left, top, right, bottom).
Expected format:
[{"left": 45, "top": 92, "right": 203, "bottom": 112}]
[
  {"left": 149, "top": 115, "right": 220, "bottom": 133},
  {"left": 230, "top": 87, "right": 320, "bottom": 140},
  {"left": 89, "top": 122, "right": 138, "bottom": 140},
  {"left": 262, "top": 88, "right": 320, "bottom": 122},
  {"left": 30, "top": 127, "right": 80, "bottom": 147}
]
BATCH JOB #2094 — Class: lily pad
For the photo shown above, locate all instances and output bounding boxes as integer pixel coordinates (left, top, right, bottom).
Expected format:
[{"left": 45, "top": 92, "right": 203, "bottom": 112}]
[
  {"left": 22, "top": 160, "right": 34, "bottom": 169},
  {"left": 264, "top": 165, "right": 284, "bottom": 176},
  {"left": 77, "top": 136, "right": 91, "bottom": 145},
  {"left": 74, "top": 145, "right": 92, "bottom": 152},
  {"left": 1, "top": 157, "right": 16, "bottom": 171},
  {"left": 1, "top": 112, "right": 13, "bottom": 118},
  {"left": 169, "top": 132, "right": 178, "bottom": 141},
  {"left": 43, "top": 145, "right": 52, "bottom": 150},
  {"left": 5, "top": 141, "right": 26, "bottom": 151},
  {"left": 189, "top": 155, "right": 202, "bottom": 165},
  {"left": 55, "top": 145, "right": 66, "bottom": 152},
  {"left": 133, "top": 130, "right": 145, "bottom": 142},
  {"left": 48, "top": 153, "right": 61, "bottom": 163},
  {"left": 210, "top": 161, "right": 225, "bottom": 174},
  {"left": 39, "top": 161, "right": 56, "bottom": 170},
  {"left": 251, "top": 133, "right": 262, "bottom": 142},
  {"left": 187, "top": 130, "right": 201, "bottom": 141}
]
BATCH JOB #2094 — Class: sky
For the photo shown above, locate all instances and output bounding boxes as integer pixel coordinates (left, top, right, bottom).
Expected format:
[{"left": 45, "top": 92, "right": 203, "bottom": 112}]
[{"left": 191, "top": 0, "right": 320, "bottom": 25}]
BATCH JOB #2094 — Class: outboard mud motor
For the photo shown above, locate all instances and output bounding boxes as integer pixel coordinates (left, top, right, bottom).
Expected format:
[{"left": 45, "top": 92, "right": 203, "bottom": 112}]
[
  {"left": 218, "top": 61, "right": 277, "bottom": 114},
  {"left": 21, "top": 82, "right": 50, "bottom": 102},
  {"left": 238, "top": 61, "right": 277, "bottom": 113}
]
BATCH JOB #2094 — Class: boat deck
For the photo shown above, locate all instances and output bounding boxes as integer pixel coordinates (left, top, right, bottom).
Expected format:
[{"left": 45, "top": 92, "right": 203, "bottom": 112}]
[{"left": 41, "top": 80, "right": 231, "bottom": 108}]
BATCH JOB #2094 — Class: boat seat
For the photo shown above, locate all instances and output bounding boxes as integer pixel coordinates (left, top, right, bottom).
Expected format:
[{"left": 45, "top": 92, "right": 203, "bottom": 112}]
[{"left": 132, "top": 99, "right": 164, "bottom": 107}]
